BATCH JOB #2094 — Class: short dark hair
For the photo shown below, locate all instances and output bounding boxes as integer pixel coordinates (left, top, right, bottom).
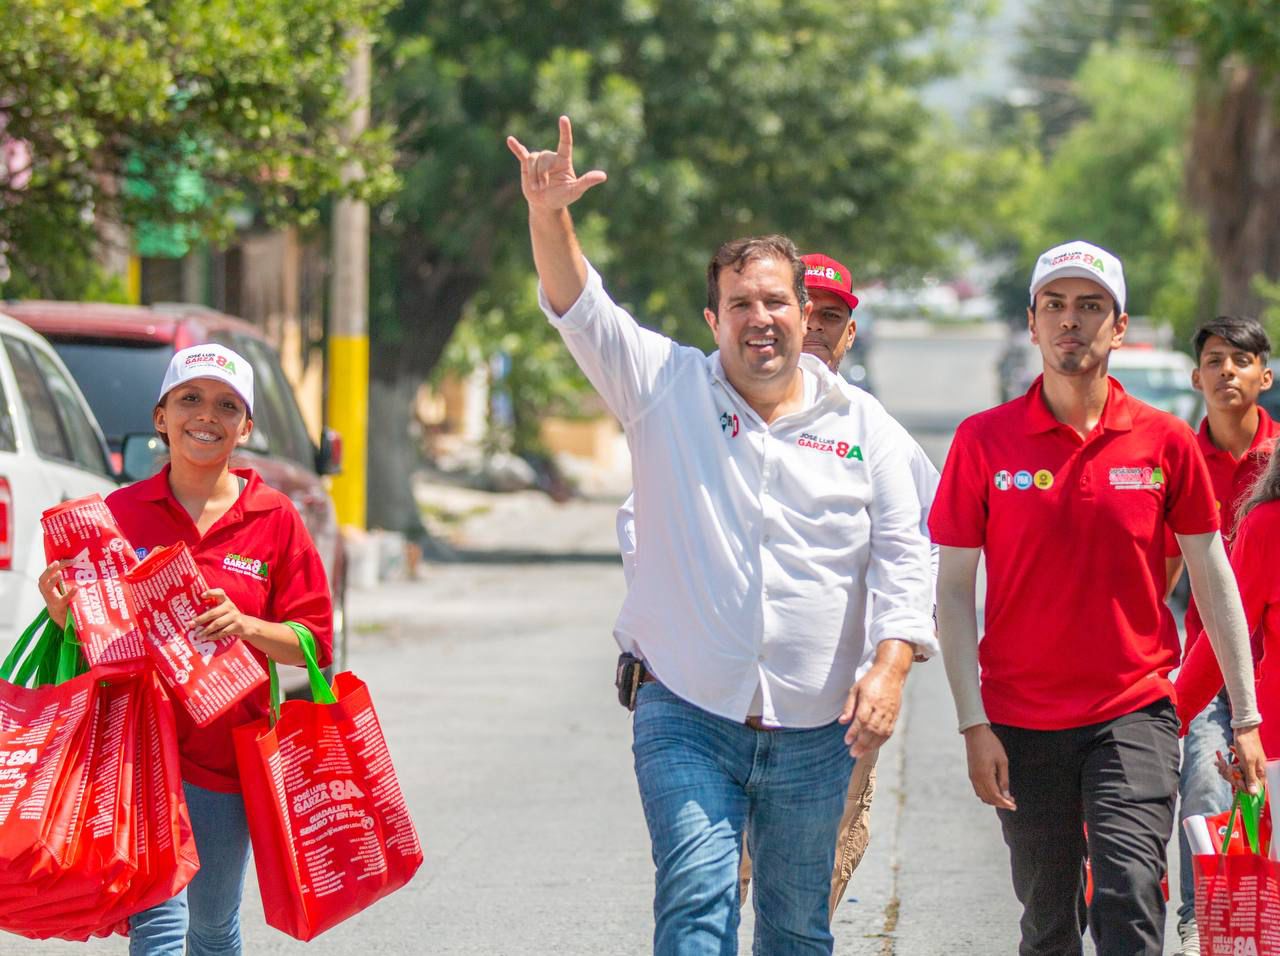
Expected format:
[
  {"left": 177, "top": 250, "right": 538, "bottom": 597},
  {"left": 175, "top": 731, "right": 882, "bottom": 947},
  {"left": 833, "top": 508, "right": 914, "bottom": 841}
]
[
  {"left": 1192, "top": 315, "right": 1272, "bottom": 365},
  {"left": 705, "top": 235, "right": 807, "bottom": 315}
]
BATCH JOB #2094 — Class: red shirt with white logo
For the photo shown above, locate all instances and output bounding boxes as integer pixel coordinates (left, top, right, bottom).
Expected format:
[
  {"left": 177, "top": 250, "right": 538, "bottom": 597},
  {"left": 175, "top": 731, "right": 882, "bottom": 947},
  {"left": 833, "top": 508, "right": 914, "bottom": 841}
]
[
  {"left": 1165, "top": 408, "right": 1280, "bottom": 657},
  {"left": 107, "top": 466, "right": 333, "bottom": 792},
  {"left": 928, "top": 376, "right": 1218, "bottom": 730}
]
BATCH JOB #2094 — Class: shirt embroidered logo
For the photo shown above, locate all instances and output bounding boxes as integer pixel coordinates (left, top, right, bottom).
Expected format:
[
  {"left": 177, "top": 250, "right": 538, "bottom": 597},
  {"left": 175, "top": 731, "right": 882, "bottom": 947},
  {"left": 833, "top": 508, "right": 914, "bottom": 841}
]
[
  {"left": 1033, "top": 470, "right": 1054, "bottom": 490},
  {"left": 1014, "top": 470, "right": 1033, "bottom": 490},
  {"left": 223, "top": 553, "right": 269, "bottom": 581},
  {"left": 1109, "top": 466, "right": 1164, "bottom": 490},
  {"left": 796, "top": 433, "right": 862, "bottom": 460},
  {"left": 994, "top": 470, "right": 1013, "bottom": 491},
  {"left": 719, "top": 412, "right": 740, "bottom": 438}
]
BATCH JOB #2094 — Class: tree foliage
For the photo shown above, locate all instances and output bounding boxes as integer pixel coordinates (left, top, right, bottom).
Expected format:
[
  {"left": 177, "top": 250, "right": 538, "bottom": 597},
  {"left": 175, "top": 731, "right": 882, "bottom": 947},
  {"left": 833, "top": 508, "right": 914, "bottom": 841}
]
[
  {"left": 999, "top": 43, "right": 1211, "bottom": 337},
  {"left": 0, "top": 0, "right": 397, "bottom": 296}
]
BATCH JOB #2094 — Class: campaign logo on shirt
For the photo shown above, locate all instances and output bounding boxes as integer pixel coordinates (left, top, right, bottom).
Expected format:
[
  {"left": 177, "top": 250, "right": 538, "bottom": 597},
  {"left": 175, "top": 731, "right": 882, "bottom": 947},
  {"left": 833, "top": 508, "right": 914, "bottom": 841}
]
[
  {"left": 797, "top": 432, "right": 863, "bottom": 461},
  {"left": 1109, "top": 466, "right": 1164, "bottom": 490},
  {"left": 1033, "top": 469, "right": 1054, "bottom": 490},
  {"left": 993, "top": 470, "right": 1013, "bottom": 491},
  {"left": 1014, "top": 470, "right": 1033, "bottom": 490},
  {"left": 719, "top": 412, "right": 740, "bottom": 438},
  {"left": 222, "top": 552, "right": 269, "bottom": 581}
]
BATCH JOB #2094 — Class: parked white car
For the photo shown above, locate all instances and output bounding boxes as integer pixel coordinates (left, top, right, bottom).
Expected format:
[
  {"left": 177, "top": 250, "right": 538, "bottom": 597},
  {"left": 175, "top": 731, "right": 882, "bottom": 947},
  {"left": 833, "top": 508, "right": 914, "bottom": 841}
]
[
  {"left": 0, "top": 312, "right": 118, "bottom": 658},
  {"left": 1108, "top": 346, "right": 1201, "bottom": 427}
]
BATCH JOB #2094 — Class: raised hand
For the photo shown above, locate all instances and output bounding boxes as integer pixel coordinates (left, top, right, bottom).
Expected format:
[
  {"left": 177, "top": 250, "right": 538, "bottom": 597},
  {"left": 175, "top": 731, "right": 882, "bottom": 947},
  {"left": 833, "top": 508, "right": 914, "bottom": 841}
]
[{"left": 507, "top": 115, "right": 607, "bottom": 211}]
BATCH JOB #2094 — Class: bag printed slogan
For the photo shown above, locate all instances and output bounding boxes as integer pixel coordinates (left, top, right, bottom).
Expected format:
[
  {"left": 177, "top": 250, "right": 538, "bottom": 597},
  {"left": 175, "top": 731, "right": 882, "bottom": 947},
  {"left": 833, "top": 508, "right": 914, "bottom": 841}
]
[
  {"left": 126, "top": 542, "right": 267, "bottom": 726},
  {"left": 40, "top": 495, "right": 143, "bottom": 666},
  {"left": 234, "top": 627, "right": 422, "bottom": 940}
]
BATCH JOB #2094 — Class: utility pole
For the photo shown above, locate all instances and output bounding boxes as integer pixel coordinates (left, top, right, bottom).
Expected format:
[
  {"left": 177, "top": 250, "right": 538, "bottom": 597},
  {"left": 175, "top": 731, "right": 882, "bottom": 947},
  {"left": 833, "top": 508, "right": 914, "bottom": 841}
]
[{"left": 327, "top": 36, "right": 371, "bottom": 529}]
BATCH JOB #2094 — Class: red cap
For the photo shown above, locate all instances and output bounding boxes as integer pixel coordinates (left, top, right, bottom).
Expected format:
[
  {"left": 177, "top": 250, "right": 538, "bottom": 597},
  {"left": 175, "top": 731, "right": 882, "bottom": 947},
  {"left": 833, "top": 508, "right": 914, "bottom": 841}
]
[{"left": 802, "top": 254, "right": 859, "bottom": 311}]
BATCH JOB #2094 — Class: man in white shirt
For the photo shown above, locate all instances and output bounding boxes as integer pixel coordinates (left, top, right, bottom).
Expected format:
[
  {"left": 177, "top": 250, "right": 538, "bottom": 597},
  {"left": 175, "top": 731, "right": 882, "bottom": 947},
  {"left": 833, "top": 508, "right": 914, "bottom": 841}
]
[
  {"left": 616, "top": 252, "right": 940, "bottom": 921},
  {"left": 507, "top": 117, "right": 935, "bottom": 955}
]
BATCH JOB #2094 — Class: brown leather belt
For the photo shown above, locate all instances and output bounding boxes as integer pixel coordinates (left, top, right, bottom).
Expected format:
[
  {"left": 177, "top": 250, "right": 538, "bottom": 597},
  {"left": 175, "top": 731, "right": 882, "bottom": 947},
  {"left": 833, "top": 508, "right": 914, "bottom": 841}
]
[{"left": 640, "top": 671, "right": 779, "bottom": 731}]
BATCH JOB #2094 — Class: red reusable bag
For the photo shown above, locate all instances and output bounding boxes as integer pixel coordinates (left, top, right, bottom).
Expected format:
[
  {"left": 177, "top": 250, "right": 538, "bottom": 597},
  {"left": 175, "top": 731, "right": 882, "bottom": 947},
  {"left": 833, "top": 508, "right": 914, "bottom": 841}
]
[
  {"left": 126, "top": 542, "right": 267, "bottom": 727},
  {"left": 41, "top": 495, "right": 144, "bottom": 666},
  {"left": 1194, "top": 791, "right": 1280, "bottom": 955},
  {"left": 234, "top": 628, "right": 423, "bottom": 940},
  {"left": 0, "top": 611, "right": 199, "bottom": 941}
]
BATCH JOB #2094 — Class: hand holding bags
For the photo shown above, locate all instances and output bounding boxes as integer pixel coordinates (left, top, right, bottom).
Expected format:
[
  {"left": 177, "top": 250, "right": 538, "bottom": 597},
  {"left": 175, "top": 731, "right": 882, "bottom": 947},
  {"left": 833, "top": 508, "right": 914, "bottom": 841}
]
[
  {"left": 235, "top": 627, "right": 423, "bottom": 940},
  {"left": 126, "top": 541, "right": 267, "bottom": 726}
]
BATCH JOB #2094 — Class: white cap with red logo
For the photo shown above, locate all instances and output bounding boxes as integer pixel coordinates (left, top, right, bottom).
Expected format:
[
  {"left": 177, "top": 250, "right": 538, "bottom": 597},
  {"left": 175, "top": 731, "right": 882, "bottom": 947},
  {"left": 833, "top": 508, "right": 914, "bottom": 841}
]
[
  {"left": 1029, "top": 240, "right": 1126, "bottom": 314},
  {"left": 157, "top": 344, "right": 255, "bottom": 417}
]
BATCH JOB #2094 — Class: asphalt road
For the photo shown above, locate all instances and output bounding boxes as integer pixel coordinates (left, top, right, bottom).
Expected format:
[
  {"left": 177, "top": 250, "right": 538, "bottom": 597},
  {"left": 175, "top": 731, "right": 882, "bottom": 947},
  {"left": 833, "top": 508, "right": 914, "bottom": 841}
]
[{"left": 12, "top": 324, "right": 1188, "bottom": 954}]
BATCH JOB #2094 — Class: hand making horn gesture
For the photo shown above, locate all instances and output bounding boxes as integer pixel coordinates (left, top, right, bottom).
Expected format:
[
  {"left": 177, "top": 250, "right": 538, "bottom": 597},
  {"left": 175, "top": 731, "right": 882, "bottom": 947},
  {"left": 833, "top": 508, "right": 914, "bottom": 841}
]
[{"left": 507, "top": 115, "right": 607, "bottom": 211}]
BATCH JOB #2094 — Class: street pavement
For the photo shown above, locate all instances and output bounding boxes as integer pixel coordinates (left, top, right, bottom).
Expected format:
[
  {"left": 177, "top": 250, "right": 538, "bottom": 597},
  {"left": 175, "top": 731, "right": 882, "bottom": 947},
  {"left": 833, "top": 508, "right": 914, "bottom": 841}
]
[{"left": 13, "top": 324, "right": 1191, "bottom": 954}]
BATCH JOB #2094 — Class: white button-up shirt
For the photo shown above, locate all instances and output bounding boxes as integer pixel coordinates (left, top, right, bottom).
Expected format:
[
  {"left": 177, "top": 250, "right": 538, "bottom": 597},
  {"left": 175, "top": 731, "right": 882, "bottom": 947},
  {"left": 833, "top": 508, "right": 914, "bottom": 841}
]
[{"left": 543, "top": 263, "right": 936, "bottom": 728}]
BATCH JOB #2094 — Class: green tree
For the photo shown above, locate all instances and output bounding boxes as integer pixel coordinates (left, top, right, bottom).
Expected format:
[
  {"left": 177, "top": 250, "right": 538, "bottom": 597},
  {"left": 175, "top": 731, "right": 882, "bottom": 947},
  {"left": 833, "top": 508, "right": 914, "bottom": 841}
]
[
  {"left": 0, "top": 0, "right": 396, "bottom": 297},
  {"left": 1155, "top": 0, "right": 1280, "bottom": 315},
  {"left": 369, "top": 0, "right": 978, "bottom": 536},
  {"left": 994, "top": 42, "right": 1210, "bottom": 338}
]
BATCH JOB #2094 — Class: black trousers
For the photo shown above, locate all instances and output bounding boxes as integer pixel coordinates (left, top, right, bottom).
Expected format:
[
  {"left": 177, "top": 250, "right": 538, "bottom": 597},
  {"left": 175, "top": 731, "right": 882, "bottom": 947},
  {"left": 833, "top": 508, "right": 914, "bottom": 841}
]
[{"left": 992, "top": 700, "right": 1180, "bottom": 956}]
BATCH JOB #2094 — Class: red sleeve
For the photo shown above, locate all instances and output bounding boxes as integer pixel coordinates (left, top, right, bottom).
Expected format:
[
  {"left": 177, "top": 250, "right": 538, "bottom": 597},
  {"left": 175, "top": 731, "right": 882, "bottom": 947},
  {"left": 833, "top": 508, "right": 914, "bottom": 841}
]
[
  {"left": 1174, "top": 627, "right": 1224, "bottom": 734},
  {"left": 1164, "top": 526, "right": 1181, "bottom": 558},
  {"left": 1164, "top": 423, "right": 1219, "bottom": 536},
  {"left": 927, "top": 419, "right": 987, "bottom": 548},
  {"left": 268, "top": 510, "right": 334, "bottom": 669},
  {"left": 1231, "top": 509, "right": 1277, "bottom": 641}
]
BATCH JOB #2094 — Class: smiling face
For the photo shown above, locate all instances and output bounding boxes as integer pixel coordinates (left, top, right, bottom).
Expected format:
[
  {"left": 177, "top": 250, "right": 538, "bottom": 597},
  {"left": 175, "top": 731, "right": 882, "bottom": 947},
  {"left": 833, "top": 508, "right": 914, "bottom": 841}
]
[
  {"left": 703, "top": 255, "right": 810, "bottom": 397},
  {"left": 1193, "top": 334, "right": 1274, "bottom": 413},
  {"left": 803, "top": 288, "right": 855, "bottom": 372},
  {"left": 154, "top": 377, "right": 253, "bottom": 469},
  {"left": 1028, "top": 276, "right": 1127, "bottom": 378}
]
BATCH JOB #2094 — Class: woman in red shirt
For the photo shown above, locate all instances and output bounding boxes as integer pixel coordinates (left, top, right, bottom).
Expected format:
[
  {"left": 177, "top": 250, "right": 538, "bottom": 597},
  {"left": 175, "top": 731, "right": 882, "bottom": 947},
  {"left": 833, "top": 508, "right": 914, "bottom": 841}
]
[
  {"left": 1177, "top": 446, "right": 1280, "bottom": 755},
  {"left": 37, "top": 344, "right": 333, "bottom": 956}
]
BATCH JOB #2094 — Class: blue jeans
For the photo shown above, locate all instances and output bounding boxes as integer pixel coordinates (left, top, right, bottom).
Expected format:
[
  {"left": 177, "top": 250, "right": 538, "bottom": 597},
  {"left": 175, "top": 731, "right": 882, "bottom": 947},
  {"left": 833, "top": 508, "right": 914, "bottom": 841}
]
[
  {"left": 1177, "top": 689, "right": 1234, "bottom": 926},
  {"left": 129, "top": 782, "right": 252, "bottom": 956},
  {"left": 632, "top": 681, "right": 854, "bottom": 956}
]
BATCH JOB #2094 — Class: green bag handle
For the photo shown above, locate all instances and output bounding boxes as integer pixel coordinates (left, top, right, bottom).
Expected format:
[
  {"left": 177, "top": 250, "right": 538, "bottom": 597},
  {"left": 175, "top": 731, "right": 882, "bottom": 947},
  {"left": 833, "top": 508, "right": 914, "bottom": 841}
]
[
  {"left": 0, "top": 610, "right": 86, "bottom": 688},
  {"left": 267, "top": 623, "right": 336, "bottom": 726},
  {"left": 1221, "top": 785, "right": 1267, "bottom": 856}
]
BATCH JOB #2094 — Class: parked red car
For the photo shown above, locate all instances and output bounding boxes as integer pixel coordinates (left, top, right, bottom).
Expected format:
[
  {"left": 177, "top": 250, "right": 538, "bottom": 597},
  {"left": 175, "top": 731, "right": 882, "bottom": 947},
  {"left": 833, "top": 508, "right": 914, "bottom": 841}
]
[{"left": 3, "top": 300, "right": 348, "bottom": 671}]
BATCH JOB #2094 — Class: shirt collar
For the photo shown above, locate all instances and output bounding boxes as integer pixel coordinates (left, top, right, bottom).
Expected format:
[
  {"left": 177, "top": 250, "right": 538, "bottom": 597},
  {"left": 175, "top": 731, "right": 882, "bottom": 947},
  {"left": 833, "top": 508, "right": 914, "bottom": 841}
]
[
  {"left": 1022, "top": 374, "right": 1134, "bottom": 436},
  {"left": 708, "top": 352, "right": 850, "bottom": 413},
  {"left": 1198, "top": 406, "right": 1280, "bottom": 461},
  {"left": 136, "top": 464, "right": 280, "bottom": 515}
]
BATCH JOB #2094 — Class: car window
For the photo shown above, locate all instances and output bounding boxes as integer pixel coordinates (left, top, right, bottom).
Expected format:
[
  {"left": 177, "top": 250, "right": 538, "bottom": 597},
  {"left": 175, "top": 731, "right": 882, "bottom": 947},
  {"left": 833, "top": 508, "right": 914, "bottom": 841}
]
[
  {"left": 49, "top": 340, "right": 172, "bottom": 447},
  {"left": 211, "top": 332, "right": 315, "bottom": 469},
  {"left": 4, "top": 335, "right": 72, "bottom": 462},
  {"left": 27, "top": 345, "right": 111, "bottom": 476},
  {"left": 0, "top": 359, "right": 16, "bottom": 453}
]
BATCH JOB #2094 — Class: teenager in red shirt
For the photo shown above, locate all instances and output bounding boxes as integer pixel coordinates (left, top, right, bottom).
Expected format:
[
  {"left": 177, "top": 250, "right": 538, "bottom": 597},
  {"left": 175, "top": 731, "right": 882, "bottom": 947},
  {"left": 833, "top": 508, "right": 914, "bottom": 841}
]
[
  {"left": 930, "top": 241, "right": 1264, "bottom": 955},
  {"left": 1166, "top": 316, "right": 1275, "bottom": 954},
  {"left": 38, "top": 344, "right": 332, "bottom": 956}
]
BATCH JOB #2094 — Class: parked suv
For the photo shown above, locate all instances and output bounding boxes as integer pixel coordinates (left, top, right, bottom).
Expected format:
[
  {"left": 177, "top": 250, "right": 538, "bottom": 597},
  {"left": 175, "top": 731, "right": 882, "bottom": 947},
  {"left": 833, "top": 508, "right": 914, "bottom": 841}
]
[
  {"left": 4, "top": 301, "right": 348, "bottom": 671},
  {"left": 0, "top": 312, "right": 119, "bottom": 655}
]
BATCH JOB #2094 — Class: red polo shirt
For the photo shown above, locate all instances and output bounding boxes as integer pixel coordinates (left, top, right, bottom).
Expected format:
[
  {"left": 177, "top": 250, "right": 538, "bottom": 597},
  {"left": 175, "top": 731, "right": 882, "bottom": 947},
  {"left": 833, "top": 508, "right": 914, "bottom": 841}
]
[
  {"left": 1176, "top": 501, "right": 1280, "bottom": 754},
  {"left": 929, "top": 376, "right": 1218, "bottom": 730},
  {"left": 1166, "top": 408, "right": 1280, "bottom": 657},
  {"left": 107, "top": 466, "right": 334, "bottom": 792}
]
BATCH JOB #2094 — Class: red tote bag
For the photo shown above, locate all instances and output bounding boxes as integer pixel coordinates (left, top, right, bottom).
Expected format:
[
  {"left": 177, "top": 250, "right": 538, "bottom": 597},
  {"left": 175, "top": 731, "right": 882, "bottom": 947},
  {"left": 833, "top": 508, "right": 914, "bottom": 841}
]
[
  {"left": 1195, "top": 792, "right": 1280, "bottom": 955},
  {"left": 234, "top": 627, "right": 423, "bottom": 940}
]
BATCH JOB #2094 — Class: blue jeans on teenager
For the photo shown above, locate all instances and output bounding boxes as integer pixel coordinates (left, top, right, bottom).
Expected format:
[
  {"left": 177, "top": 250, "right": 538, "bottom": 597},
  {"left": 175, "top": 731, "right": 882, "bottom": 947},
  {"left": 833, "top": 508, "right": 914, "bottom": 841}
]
[
  {"left": 1177, "top": 689, "right": 1234, "bottom": 927},
  {"left": 632, "top": 681, "right": 854, "bottom": 956},
  {"left": 129, "top": 782, "right": 252, "bottom": 956}
]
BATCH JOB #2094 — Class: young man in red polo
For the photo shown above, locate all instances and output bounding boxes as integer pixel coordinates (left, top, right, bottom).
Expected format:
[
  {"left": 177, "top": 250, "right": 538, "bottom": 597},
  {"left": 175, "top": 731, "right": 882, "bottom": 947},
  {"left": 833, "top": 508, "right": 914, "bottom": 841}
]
[
  {"left": 1167, "top": 316, "right": 1274, "bottom": 956},
  {"left": 929, "top": 241, "right": 1265, "bottom": 955}
]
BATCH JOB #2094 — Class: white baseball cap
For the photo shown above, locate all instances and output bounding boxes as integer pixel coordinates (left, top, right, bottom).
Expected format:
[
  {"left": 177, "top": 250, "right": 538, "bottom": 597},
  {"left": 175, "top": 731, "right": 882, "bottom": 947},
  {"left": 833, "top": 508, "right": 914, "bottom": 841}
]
[
  {"left": 1029, "top": 241, "right": 1126, "bottom": 314},
  {"left": 157, "top": 344, "right": 254, "bottom": 417}
]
